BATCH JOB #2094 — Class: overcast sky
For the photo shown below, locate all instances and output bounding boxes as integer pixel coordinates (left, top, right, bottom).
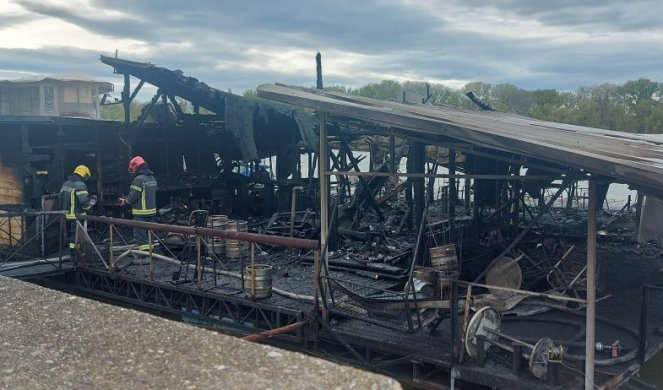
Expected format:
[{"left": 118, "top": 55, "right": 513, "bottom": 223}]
[{"left": 2, "top": 0, "right": 663, "bottom": 101}]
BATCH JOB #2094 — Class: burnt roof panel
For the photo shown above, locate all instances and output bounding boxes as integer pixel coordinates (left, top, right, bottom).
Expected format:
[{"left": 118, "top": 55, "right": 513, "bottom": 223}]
[{"left": 257, "top": 83, "right": 663, "bottom": 196}]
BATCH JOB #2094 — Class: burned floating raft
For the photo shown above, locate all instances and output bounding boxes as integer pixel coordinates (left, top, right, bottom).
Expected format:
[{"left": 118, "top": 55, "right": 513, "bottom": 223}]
[{"left": 2, "top": 58, "right": 663, "bottom": 389}]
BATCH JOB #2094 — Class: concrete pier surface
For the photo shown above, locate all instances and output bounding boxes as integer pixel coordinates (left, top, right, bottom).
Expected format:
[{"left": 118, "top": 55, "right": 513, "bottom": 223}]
[{"left": 0, "top": 276, "right": 401, "bottom": 389}]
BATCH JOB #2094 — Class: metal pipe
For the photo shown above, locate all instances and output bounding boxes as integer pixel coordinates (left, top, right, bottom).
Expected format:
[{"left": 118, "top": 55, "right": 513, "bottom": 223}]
[
  {"left": 585, "top": 180, "right": 597, "bottom": 389},
  {"left": 485, "top": 328, "right": 535, "bottom": 349},
  {"left": 242, "top": 321, "right": 307, "bottom": 342},
  {"left": 81, "top": 215, "right": 318, "bottom": 249}
]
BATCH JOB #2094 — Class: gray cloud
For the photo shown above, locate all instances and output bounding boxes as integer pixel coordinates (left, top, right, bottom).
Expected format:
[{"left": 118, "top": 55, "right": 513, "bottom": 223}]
[
  {"left": 3, "top": 0, "right": 663, "bottom": 100},
  {"left": 456, "top": 0, "right": 663, "bottom": 31}
]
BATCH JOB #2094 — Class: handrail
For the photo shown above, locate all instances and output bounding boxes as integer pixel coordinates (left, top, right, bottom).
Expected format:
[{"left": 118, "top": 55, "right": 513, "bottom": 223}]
[
  {"left": 455, "top": 280, "right": 588, "bottom": 305},
  {"left": 81, "top": 215, "right": 319, "bottom": 250}
]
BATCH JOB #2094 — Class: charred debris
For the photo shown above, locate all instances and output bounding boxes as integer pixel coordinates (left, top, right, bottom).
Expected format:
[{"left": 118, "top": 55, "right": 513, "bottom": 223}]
[{"left": 2, "top": 56, "right": 663, "bottom": 389}]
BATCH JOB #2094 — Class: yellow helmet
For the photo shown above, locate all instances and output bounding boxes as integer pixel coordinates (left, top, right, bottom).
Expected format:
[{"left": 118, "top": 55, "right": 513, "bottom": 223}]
[{"left": 73, "top": 165, "right": 91, "bottom": 179}]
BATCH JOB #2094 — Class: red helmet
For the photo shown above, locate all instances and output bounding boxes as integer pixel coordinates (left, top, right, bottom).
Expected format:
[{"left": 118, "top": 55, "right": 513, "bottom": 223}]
[{"left": 128, "top": 156, "right": 146, "bottom": 173}]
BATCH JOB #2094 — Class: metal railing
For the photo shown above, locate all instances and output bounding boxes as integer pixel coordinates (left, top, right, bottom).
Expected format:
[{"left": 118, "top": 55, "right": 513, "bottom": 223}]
[
  {"left": 0, "top": 209, "right": 68, "bottom": 273},
  {"left": 638, "top": 284, "right": 663, "bottom": 364},
  {"left": 78, "top": 215, "right": 319, "bottom": 290}
]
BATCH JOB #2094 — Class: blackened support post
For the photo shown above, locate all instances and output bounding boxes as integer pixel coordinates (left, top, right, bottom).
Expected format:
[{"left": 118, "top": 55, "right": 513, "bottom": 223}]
[
  {"left": 638, "top": 285, "right": 650, "bottom": 364},
  {"left": 122, "top": 73, "right": 130, "bottom": 125},
  {"left": 411, "top": 142, "right": 425, "bottom": 234},
  {"left": 450, "top": 280, "right": 458, "bottom": 362},
  {"left": 316, "top": 53, "right": 323, "bottom": 90},
  {"left": 585, "top": 179, "right": 597, "bottom": 389},
  {"left": 449, "top": 149, "right": 457, "bottom": 224},
  {"left": 319, "top": 111, "right": 328, "bottom": 266}
]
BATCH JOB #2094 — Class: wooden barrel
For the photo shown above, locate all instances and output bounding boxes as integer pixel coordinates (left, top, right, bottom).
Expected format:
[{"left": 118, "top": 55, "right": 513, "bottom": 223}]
[
  {"left": 430, "top": 244, "right": 458, "bottom": 271},
  {"left": 244, "top": 264, "right": 272, "bottom": 298},
  {"left": 413, "top": 266, "right": 436, "bottom": 285},
  {"left": 437, "top": 269, "right": 459, "bottom": 294},
  {"left": 430, "top": 245, "right": 459, "bottom": 298},
  {"left": 206, "top": 215, "right": 227, "bottom": 255},
  {"left": 225, "top": 219, "right": 248, "bottom": 260}
]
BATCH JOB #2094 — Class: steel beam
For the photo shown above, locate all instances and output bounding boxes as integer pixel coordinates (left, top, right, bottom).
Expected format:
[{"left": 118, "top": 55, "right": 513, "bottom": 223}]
[{"left": 585, "top": 180, "right": 597, "bottom": 389}]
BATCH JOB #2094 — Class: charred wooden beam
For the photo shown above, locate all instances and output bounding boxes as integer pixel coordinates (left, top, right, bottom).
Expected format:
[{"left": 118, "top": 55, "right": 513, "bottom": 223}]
[
  {"left": 122, "top": 73, "right": 130, "bottom": 125},
  {"left": 316, "top": 52, "right": 323, "bottom": 90}
]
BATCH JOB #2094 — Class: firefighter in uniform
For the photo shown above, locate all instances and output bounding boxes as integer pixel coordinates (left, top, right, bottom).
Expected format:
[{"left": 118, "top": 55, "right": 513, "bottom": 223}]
[
  {"left": 60, "top": 165, "right": 96, "bottom": 256},
  {"left": 122, "top": 156, "right": 157, "bottom": 250}
]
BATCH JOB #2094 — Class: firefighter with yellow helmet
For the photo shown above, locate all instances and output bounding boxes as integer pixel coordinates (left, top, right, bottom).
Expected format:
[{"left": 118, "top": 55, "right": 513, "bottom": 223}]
[
  {"left": 121, "top": 156, "right": 157, "bottom": 250},
  {"left": 59, "top": 165, "right": 96, "bottom": 255}
]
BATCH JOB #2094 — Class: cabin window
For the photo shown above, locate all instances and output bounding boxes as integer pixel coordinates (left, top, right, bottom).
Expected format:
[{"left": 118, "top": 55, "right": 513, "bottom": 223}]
[
  {"left": 43, "top": 86, "right": 55, "bottom": 114},
  {"left": 8, "top": 86, "right": 40, "bottom": 115}
]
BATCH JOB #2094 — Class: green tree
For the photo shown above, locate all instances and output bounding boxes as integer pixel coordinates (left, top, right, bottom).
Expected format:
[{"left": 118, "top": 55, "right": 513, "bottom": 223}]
[
  {"left": 462, "top": 81, "right": 493, "bottom": 101},
  {"left": 355, "top": 80, "right": 402, "bottom": 100},
  {"left": 492, "top": 83, "right": 530, "bottom": 115},
  {"left": 100, "top": 101, "right": 144, "bottom": 121}
]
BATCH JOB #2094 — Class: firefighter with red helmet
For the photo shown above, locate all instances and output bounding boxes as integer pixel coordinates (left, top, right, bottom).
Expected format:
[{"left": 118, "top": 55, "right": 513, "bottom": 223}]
[{"left": 122, "top": 156, "right": 157, "bottom": 250}]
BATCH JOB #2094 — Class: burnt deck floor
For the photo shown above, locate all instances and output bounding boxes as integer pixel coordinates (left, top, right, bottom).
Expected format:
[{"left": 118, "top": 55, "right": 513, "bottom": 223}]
[{"left": 58, "top": 244, "right": 663, "bottom": 389}]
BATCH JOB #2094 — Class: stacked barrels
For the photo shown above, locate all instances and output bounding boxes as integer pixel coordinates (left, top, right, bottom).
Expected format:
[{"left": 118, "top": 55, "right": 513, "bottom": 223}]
[
  {"left": 224, "top": 219, "right": 249, "bottom": 260},
  {"left": 429, "top": 244, "right": 459, "bottom": 298},
  {"left": 206, "top": 215, "right": 227, "bottom": 255}
]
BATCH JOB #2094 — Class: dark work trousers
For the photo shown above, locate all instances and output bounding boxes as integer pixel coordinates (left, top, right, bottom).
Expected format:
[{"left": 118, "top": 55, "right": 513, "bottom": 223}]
[
  {"left": 66, "top": 219, "right": 78, "bottom": 265},
  {"left": 134, "top": 215, "right": 155, "bottom": 250},
  {"left": 66, "top": 220, "right": 77, "bottom": 250}
]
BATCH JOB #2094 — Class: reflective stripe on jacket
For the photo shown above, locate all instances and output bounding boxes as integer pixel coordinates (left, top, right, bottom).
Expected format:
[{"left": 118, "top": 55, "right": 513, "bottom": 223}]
[
  {"left": 127, "top": 168, "right": 157, "bottom": 217},
  {"left": 59, "top": 174, "right": 91, "bottom": 220}
]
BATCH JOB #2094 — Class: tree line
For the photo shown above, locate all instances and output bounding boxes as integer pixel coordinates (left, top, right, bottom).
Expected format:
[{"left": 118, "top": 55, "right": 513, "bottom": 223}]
[
  {"left": 327, "top": 78, "right": 663, "bottom": 134},
  {"left": 102, "top": 78, "right": 663, "bottom": 134}
]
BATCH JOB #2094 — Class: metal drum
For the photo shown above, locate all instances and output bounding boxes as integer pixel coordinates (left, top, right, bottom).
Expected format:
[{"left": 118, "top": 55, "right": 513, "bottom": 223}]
[
  {"left": 244, "top": 264, "right": 272, "bottom": 298},
  {"left": 437, "top": 269, "right": 459, "bottom": 296},
  {"left": 413, "top": 266, "right": 436, "bottom": 285},
  {"left": 430, "top": 245, "right": 459, "bottom": 297},
  {"left": 206, "top": 215, "right": 227, "bottom": 255},
  {"left": 225, "top": 219, "right": 249, "bottom": 260},
  {"left": 430, "top": 244, "right": 458, "bottom": 271}
]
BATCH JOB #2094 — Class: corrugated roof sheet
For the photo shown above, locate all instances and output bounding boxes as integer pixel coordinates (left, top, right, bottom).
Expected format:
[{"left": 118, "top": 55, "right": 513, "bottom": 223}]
[{"left": 257, "top": 83, "right": 663, "bottom": 196}]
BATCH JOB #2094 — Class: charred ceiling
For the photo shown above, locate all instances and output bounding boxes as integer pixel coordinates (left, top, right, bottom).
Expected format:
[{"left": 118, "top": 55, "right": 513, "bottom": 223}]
[
  {"left": 257, "top": 83, "right": 663, "bottom": 197},
  {"left": 101, "top": 56, "right": 317, "bottom": 161}
]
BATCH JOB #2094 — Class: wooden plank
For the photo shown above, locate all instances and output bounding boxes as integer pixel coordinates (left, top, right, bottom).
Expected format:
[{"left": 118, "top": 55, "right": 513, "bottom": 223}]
[{"left": 0, "top": 165, "right": 24, "bottom": 246}]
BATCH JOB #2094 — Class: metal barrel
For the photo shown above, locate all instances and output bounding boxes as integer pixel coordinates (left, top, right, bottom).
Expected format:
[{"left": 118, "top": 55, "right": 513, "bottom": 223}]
[
  {"left": 225, "top": 219, "right": 249, "bottom": 260},
  {"left": 206, "top": 215, "right": 227, "bottom": 255},
  {"left": 430, "top": 244, "right": 458, "bottom": 271},
  {"left": 244, "top": 264, "right": 272, "bottom": 298},
  {"left": 430, "top": 245, "right": 459, "bottom": 297},
  {"left": 437, "top": 269, "right": 460, "bottom": 294},
  {"left": 413, "top": 266, "right": 436, "bottom": 285}
]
